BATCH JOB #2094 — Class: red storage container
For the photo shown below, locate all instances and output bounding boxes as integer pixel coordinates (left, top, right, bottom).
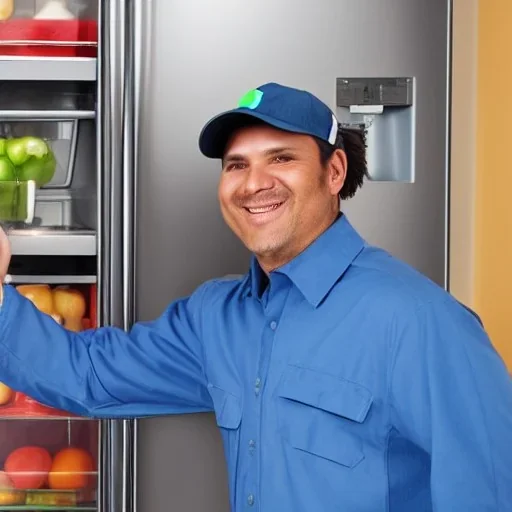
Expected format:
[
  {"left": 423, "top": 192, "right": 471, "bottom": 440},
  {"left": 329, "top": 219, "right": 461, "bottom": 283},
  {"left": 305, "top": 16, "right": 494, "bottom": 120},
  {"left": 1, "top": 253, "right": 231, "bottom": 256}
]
[{"left": 0, "top": 19, "right": 97, "bottom": 57}]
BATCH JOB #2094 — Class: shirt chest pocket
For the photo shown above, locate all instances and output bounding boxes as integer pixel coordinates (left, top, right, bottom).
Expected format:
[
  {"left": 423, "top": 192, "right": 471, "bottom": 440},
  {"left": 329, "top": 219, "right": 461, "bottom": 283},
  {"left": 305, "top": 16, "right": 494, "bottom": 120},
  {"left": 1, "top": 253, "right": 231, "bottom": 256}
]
[{"left": 276, "top": 365, "right": 373, "bottom": 469}]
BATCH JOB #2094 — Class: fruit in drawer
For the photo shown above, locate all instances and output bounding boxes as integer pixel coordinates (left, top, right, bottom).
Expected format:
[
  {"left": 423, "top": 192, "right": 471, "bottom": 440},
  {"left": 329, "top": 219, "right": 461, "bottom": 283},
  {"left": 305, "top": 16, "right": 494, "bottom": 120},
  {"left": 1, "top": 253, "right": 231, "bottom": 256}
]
[
  {"left": 26, "top": 490, "right": 77, "bottom": 506},
  {"left": 5, "top": 137, "right": 49, "bottom": 166},
  {"left": 0, "top": 0, "right": 14, "bottom": 21},
  {"left": 0, "top": 381, "right": 13, "bottom": 405},
  {"left": 53, "top": 286, "right": 87, "bottom": 332},
  {"left": 17, "top": 150, "right": 57, "bottom": 188},
  {"left": 4, "top": 446, "right": 52, "bottom": 490},
  {"left": 48, "top": 447, "right": 94, "bottom": 490},
  {"left": 16, "top": 284, "right": 55, "bottom": 316},
  {"left": 4, "top": 137, "right": 57, "bottom": 188},
  {"left": 0, "top": 156, "right": 16, "bottom": 181},
  {"left": 0, "top": 471, "right": 25, "bottom": 506}
]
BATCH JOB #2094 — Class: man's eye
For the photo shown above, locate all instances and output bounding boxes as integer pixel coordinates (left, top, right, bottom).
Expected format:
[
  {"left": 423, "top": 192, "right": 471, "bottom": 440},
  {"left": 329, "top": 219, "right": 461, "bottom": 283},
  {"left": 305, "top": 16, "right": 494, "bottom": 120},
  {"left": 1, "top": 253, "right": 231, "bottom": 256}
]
[
  {"left": 273, "top": 155, "right": 293, "bottom": 163},
  {"left": 225, "top": 162, "right": 246, "bottom": 171}
]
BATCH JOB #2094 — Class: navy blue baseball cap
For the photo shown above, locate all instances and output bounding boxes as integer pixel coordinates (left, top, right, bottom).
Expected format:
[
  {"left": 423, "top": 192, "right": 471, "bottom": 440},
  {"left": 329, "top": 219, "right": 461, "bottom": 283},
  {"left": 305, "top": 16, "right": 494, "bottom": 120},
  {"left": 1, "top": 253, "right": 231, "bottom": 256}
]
[{"left": 198, "top": 82, "right": 340, "bottom": 158}]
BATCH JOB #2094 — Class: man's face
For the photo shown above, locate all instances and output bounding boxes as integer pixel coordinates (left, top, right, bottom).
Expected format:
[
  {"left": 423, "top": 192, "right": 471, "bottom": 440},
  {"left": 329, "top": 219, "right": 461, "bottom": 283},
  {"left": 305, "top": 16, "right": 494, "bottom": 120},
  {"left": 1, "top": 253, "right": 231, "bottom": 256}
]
[{"left": 218, "top": 124, "right": 347, "bottom": 271}]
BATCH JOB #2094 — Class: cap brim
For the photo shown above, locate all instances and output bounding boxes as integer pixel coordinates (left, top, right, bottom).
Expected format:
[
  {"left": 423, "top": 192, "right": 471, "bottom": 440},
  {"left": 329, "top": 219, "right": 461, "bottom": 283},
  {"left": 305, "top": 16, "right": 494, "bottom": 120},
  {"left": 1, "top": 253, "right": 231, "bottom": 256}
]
[{"left": 198, "top": 108, "right": 317, "bottom": 159}]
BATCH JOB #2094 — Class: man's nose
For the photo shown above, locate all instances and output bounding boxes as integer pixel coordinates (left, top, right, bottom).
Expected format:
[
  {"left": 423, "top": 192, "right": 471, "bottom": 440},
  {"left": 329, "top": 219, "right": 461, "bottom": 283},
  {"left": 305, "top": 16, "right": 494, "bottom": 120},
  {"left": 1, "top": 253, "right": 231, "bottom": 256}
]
[{"left": 243, "top": 164, "right": 274, "bottom": 195}]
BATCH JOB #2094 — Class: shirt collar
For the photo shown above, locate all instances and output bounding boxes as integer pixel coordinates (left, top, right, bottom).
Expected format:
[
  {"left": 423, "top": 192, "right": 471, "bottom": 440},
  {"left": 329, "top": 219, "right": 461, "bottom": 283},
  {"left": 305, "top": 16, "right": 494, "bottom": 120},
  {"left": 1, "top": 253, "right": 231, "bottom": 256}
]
[{"left": 243, "top": 214, "right": 366, "bottom": 307}]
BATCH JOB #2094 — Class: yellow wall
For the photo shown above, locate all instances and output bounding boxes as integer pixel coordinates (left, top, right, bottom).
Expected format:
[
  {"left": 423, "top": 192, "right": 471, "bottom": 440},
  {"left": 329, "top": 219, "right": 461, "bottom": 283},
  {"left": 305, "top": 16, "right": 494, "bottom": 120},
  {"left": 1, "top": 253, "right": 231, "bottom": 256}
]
[
  {"left": 474, "top": 0, "right": 512, "bottom": 366},
  {"left": 451, "top": 0, "right": 511, "bottom": 367}
]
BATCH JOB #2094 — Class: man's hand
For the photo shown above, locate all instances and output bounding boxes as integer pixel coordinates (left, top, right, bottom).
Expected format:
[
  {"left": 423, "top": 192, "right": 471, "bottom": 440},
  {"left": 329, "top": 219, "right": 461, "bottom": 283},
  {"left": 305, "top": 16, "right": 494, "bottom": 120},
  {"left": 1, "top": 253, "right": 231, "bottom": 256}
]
[{"left": 0, "top": 226, "right": 11, "bottom": 285}]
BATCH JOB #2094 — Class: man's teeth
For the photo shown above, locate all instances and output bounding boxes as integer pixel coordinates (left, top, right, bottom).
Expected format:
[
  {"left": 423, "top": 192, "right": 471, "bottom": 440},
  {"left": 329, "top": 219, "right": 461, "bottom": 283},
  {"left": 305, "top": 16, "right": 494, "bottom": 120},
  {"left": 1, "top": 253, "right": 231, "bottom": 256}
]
[{"left": 247, "top": 203, "right": 282, "bottom": 214}]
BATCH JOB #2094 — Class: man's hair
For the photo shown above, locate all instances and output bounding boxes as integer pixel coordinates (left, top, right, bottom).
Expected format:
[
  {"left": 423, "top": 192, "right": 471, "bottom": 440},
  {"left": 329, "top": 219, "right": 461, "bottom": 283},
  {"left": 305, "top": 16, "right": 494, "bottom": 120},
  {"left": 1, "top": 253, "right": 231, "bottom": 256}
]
[{"left": 315, "top": 124, "right": 369, "bottom": 200}]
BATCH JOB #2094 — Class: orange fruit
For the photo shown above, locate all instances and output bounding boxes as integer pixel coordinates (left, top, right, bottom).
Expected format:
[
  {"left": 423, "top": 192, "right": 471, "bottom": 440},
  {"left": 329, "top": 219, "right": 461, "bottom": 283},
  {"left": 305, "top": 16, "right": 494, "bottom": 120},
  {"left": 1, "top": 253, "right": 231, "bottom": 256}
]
[
  {"left": 48, "top": 447, "right": 94, "bottom": 490},
  {"left": 0, "top": 381, "right": 13, "bottom": 405},
  {"left": 16, "top": 284, "right": 54, "bottom": 316},
  {"left": 0, "top": 470, "right": 25, "bottom": 505},
  {"left": 4, "top": 446, "right": 52, "bottom": 489}
]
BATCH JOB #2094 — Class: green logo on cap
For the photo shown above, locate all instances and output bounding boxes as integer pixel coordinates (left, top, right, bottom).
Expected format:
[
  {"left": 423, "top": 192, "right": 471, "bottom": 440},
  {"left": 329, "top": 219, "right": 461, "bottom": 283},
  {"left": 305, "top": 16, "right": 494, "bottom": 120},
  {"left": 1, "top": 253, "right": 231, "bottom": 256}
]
[{"left": 238, "top": 89, "right": 263, "bottom": 109}]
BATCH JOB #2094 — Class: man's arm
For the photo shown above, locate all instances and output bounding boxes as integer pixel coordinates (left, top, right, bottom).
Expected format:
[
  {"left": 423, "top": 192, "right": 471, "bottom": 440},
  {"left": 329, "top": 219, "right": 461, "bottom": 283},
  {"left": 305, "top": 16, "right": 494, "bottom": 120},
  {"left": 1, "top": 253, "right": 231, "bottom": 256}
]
[
  {"left": 0, "top": 282, "right": 214, "bottom": 418},
  {"left": 390, "top": 297, "right": 512, "bottom": 510}
]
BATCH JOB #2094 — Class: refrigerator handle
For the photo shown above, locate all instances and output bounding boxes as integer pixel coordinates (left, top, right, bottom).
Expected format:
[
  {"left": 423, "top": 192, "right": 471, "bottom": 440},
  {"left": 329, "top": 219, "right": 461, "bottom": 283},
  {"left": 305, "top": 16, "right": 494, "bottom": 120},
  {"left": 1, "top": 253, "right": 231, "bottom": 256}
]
[
  {"left": 127, "top": 0, "right": 147, "bottom": 511},
  {"left": 98, "top": 1, "right": 137, "bottom": 512},
  {"left": 122, "top": 4, "right": 135, "bottom": 334},
  {"left": 121, "top": 0, "right": 149, "bottom": 510}
]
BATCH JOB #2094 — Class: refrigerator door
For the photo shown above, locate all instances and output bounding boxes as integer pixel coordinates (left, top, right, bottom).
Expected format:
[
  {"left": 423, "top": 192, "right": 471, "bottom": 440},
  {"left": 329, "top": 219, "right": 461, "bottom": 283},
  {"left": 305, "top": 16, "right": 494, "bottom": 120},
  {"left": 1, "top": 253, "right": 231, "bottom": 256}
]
[{"left": 135, "top": 0, "right": 451, "bottom": 510}]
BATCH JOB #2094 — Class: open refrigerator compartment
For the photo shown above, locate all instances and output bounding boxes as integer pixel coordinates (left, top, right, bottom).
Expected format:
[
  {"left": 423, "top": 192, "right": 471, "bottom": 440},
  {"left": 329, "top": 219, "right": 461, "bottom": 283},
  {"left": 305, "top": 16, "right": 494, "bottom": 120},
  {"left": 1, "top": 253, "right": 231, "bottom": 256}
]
[
  {"left": 0, "top": 83, "right": 97, "bottom": 235},
  {"left": 0, "top": 283, "right": 96, "bottom": 419},
  {"left": 0, "top": 0, "right": 98, "bottom": 58},
  {"left": 0, "top": 418, "right": 98, "bottom": 509}
]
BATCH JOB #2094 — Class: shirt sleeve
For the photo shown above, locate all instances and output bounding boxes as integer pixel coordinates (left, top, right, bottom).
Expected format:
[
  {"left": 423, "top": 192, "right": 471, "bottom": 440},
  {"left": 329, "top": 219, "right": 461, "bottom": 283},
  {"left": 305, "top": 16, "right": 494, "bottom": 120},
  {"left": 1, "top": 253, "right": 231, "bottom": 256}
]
[
  {"left": 0, "top": 283, "right": 214, "bottom": 418},
  {"left": 390, "top": 297, "right": 512, "bottom": 511}
]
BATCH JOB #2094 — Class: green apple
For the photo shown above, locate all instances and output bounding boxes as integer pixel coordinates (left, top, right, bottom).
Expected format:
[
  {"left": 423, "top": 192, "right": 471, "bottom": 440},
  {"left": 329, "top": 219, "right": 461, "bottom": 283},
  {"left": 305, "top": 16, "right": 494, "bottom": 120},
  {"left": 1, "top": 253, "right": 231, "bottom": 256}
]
[
  {"left": 0, "top": 156, "right": 16, "bottom": 181},
  {"left": 17, "top": 150, "right": 57, "bottom": 187},
  {"left": 6, "top": 136, "right": 49, "bottom": 167}
]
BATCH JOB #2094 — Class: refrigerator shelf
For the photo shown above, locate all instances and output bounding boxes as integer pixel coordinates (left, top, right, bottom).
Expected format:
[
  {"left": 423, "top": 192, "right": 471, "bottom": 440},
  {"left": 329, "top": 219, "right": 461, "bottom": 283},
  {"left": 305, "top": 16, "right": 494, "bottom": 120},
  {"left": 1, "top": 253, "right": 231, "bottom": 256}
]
[
  {"left": 7, "top": 228, "right": 96, "bottom": 256},
  {"left": 0, "top": 507, "right": 96, "bottom": 511},
  {"left": 0, "top": 111, "right": 95, "bottom": 121},
  {"left": 0, "top": 57, "right": 96, "bottom": 82},
  {"left": 0, "top": 415, "right": 92, "bottom": 421},
  {"left": 0, "top": 488, "right": 96, "bottom": 509},
  {"left": 4, "top": 275, "right": 96, "bottom": 285}
]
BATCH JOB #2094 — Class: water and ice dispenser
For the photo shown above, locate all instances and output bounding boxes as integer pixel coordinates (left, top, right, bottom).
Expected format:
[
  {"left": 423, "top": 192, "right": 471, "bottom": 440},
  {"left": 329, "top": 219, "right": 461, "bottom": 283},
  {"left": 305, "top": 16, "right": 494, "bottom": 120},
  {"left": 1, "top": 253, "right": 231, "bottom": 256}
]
[{"left": 336, "top": 77, "right": 415, "bottom": 182}]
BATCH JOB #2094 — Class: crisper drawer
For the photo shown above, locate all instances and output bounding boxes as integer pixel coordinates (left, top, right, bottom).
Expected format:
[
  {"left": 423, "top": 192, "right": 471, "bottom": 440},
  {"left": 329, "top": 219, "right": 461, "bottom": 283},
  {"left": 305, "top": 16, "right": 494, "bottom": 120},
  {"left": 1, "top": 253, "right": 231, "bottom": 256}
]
[
  {"left": 0, "top": 419, "right": 99, "bottom": 510},
  {"left": 0, "top": 81, "right": 96, "bottom": 190},
  {"left": 1, "top": 119, "right": 80, "bottom": 189}
]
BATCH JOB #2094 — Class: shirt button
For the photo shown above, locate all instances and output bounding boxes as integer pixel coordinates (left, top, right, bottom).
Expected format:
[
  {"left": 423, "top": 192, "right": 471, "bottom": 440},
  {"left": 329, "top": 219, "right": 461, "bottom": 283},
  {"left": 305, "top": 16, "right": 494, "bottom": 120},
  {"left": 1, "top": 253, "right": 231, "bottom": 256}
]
[
  {"left": 249, "top": 439, "right": 256, "bottom": 452},
  {"left": 254, "top": 378, "right": 261, "bottom": 396},
  {"left": 270, "top": 320, "right": 277, "bottom": 330},
  {"left": 247, "top": 494, "right": 255, "bottom": 506}
]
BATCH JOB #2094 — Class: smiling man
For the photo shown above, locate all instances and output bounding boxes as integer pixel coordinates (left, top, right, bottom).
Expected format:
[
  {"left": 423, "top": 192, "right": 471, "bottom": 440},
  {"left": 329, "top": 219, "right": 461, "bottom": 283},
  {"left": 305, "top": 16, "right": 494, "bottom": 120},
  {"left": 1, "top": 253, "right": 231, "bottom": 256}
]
[
  {"left": 218, "top": 123, "right": 346, "bottom": 272},
  {"left": 0, "top": 82, "right": 510, "bottom": 512}
]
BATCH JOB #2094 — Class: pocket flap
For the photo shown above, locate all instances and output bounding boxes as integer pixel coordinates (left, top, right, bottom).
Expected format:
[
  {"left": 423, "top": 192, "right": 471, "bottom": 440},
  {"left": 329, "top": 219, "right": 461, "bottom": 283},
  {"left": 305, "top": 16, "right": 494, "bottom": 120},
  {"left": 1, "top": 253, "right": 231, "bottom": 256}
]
[
  {"left": 208, "top": 383, "right": 242, "bottom": 430},
  {"left": 278, "top": 366, "right": 373, "bottom": 423}
]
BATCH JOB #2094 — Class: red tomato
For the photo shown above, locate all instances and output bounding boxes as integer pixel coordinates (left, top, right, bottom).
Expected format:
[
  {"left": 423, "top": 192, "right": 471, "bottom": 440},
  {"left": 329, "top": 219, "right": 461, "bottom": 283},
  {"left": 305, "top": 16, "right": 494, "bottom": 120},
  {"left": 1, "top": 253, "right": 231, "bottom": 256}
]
[{"left": 4, "top": 446, "right": 52, "bottom": 489}]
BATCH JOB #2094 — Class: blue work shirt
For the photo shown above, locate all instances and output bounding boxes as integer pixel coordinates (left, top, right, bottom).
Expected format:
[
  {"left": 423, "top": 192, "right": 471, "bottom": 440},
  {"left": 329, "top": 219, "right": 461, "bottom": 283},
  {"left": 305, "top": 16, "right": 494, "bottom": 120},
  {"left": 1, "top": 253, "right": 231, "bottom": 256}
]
[{"left": 0, "top": 215, "right": 511, "bottom": 511}]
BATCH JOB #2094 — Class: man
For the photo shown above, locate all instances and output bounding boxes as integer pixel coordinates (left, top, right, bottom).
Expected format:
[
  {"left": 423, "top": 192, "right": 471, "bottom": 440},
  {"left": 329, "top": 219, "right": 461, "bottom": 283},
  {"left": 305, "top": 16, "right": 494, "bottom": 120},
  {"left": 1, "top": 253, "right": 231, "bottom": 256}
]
[{"left": 0, "top": 82, "right": 510, "bottom": 511}]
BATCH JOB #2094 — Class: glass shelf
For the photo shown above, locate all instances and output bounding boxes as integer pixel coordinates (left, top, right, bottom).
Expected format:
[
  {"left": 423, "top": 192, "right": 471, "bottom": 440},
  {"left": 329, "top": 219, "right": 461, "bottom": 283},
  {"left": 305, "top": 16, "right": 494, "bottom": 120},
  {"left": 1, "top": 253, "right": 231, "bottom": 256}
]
[
  {"left": 0, "top": 56, "right": 97, "bottom": 82},
  {"left": 0, "top": 415, "right": 93, "bottom": 421},
  {"left": 6, "top": 227, "right": 97, "bottom": 256},
  {"left": 0, "top": 488, "right": 96, "bottom": 510},
  {"left": 0, "top": 507, "right": 96, "bottom": 511}
]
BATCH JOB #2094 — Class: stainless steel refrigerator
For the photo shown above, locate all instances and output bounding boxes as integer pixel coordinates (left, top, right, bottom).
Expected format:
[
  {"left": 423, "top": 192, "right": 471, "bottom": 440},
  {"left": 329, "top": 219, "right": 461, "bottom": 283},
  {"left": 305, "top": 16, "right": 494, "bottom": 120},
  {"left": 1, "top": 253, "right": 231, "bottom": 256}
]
[
  {"left": 0, "top": 0, "right": 452, "bottom": 510},
  {"left": 133, "top": 1, "right": 451, "bottom": 511}
]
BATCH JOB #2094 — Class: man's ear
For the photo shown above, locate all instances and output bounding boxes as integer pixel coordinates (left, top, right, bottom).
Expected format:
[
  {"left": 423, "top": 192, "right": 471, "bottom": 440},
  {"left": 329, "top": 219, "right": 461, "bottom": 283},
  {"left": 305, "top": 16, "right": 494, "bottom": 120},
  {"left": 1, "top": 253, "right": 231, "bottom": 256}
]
[{"left": 328, "top": 148, "right": 348, "bottom": 196}]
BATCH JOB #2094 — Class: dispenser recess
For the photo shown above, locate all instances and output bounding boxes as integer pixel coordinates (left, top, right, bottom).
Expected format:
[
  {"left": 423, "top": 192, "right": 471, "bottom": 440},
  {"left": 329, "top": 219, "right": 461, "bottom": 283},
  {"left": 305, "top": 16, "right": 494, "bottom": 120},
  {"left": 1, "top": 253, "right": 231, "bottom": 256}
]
[{"left": 336, "top": 77, "right": 415, "bottom": 182}]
